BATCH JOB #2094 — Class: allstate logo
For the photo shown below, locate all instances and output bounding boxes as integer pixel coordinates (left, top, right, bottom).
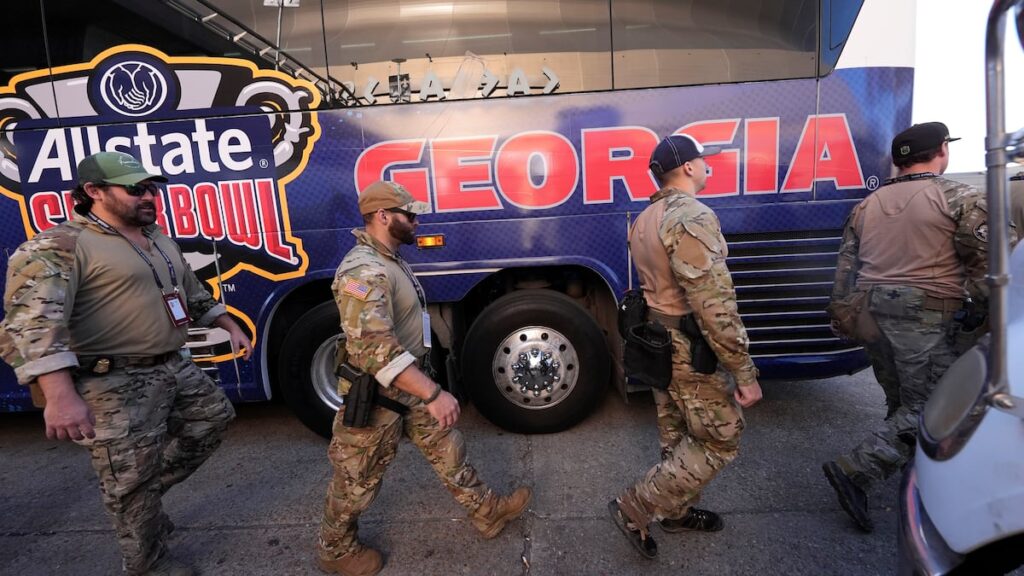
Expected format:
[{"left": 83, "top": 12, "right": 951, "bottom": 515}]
[{"left": 99, "top": 61, "right": 168, "bottom": 117}]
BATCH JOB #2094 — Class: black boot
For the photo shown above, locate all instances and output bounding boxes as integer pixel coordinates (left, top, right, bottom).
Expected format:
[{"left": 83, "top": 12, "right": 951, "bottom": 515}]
[
  {"left": 822, "top": 461, "right": 874, "bottom": 532},
  {"left": 659, "top": 508, "right": 724, "bottom": 533}
]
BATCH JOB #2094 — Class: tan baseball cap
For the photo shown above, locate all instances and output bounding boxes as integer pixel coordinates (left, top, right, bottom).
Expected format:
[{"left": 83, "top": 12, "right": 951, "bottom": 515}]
[{"left": 358, "top": 181, "right": 430, "bottom": 216}]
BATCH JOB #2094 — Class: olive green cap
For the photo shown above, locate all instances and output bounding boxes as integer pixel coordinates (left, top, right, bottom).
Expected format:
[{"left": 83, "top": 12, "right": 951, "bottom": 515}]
[{"left": 77, "top": 151, "right": 167, "bottom": 186}]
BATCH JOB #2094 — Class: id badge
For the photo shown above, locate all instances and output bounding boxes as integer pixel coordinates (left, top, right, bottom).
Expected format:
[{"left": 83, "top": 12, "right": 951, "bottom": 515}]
[
  {"left": 163, "top": 291, "right": 190, "bottom": 327},
  {"left": 422, "top": 311, "right": 432, "bottom": 348}
]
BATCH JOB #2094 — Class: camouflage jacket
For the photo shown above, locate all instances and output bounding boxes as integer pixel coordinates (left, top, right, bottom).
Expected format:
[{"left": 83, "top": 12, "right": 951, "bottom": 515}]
[
  {"left": 652, "top": 187, "right": 759, "bottom": 387},
  {"left": 0, "top": 214, "right": 224, "bottom": 385},
  {"left": 333, "top": 229, "right": 428, "bottom": 388},
  {"left": 832, "top": 176, "right": 1011, "bottom": 306}
]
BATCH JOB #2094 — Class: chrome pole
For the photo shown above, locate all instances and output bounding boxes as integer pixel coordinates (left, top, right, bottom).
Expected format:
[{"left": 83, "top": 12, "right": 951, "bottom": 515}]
[{"left": 984, "top": 0, "right": 1020, "bottom": 395}]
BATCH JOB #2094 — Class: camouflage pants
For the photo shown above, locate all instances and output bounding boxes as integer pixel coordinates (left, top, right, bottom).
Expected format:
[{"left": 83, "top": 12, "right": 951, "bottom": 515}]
[
  {"left": 74, "top": 354, "right": 235, "bottom": 575},
  {"left": 864, "top": 337, "right": 901, "bottom": 418},
  {"left": 838, "top": 286, "right": 958, "bottom": 489},
  {"left": 318, "top": 385, "right": 492, "bottom": 559},
  {"left": 618, "top": 327, "right": 745, "bottom": 526}
]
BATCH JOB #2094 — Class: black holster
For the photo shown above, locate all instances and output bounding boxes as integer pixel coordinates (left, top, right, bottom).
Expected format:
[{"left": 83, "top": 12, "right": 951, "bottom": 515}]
[
  {"left": 337, "top": 363, "right": 410, "bottom": 428},
  {"left": 338, "top": 363, "right": 378, "bottom": 428},
  {"left": 680, "top": 314, "right": 719, "bottom": 375},
  {"left": 623, "top": 321, "right": 673, "bottom": 390}
]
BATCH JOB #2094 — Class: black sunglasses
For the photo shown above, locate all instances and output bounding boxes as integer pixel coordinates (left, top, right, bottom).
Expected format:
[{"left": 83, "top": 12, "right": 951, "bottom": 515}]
[
  {"left": 385, "top": 207, "right": 417, "bottom": 222},
  {"left": 103, "top": 181, "right": 161, "bottom": 197}
]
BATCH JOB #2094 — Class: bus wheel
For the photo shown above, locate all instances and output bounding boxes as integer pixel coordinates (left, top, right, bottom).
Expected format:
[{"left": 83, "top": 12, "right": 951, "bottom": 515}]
[
  {"left": 462, "top": 289, "right": 609, "bottom": 434},
  {"left": 278, "top": 301, "right": 341, "bottom": 438}
]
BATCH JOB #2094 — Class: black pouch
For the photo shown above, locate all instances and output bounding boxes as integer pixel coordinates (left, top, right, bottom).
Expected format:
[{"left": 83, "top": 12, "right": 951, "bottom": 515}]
[
  {"left": 339, "top": 363, "right": 377, "bottom": 428},
  {"left": 680, "top": 314, "right": 719, "bottom": 375},
  {"left": 618, "top": 289, "right": 648, "bottom": 338},
  {"left": 623, "top": 321, "right": 673, "bottom": 390}
]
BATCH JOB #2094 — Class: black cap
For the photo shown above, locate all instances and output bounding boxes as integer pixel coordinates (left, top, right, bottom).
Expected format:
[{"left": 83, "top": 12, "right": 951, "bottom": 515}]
[
  {"left": 649, "top": 134, "right": 721, "bottom": 177},
  {"left": 891, "top": 122, "right": 960, "bottom": 162}
]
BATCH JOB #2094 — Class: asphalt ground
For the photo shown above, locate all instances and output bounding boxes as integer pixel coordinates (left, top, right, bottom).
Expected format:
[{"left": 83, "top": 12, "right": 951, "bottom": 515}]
[{"left": 1, "top": 370, "right": 909, "bottom": 576}]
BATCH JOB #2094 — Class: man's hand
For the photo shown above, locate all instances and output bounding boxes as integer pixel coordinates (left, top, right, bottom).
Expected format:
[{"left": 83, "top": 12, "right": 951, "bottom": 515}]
[
  {"left": 735, "top": 380, "right": 763, "bottom": 408},
  {"left": 215, "top": 315, "right": 253, "bottom": 360},
  {"left": 426, "top": 390, "right": 460, "bottom": 429},
  {"left": 36, "top": 370, "right": 96, "bottom": 441},
  {"left": 228, "top": 327, "right": 253, "bottom": 360},
  {"left": 43, "top": 388, "right": 95, "bottom": 441}
]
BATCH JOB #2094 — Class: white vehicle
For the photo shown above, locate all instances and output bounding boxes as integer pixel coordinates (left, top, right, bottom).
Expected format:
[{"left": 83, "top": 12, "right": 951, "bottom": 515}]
[{"left": 898, "top": 1, "right": 1024, "bottom": 573}]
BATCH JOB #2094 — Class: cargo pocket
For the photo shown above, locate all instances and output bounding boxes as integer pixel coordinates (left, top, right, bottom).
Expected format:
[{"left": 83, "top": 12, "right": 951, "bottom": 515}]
[{"left": 681, "top": 381, "right": 745, "bottom": 447}]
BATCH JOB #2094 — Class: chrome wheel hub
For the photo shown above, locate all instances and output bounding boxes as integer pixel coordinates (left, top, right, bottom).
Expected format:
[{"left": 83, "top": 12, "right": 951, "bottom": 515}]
[{"left": 492, "top": 326, "right": 578, "bottom": 410}]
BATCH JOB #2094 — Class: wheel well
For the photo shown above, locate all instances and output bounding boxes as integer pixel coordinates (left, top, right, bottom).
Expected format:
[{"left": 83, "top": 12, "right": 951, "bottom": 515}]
[
  {"left": 264, "top": 279, "right": 334, "bottom": 398},
  {"left": 456, "top": 265, "right": 619, "bottom": 357}
]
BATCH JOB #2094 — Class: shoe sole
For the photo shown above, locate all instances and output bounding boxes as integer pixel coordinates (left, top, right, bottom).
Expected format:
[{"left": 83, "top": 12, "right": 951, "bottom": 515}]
[
  {"left": 478, "top": 488, "right": 533, "bottom": 539},
  {"left": 607, "top": 500, "right": 657, "bottom": 559},
  {"left": 659, "top": 515, "right": 725, "bottom": 533},
  {"left": 822, "top": 463, "right": 874, "bottom": 533}
]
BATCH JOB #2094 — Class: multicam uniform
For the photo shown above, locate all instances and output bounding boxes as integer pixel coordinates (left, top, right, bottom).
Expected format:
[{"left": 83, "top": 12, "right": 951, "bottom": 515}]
[
  {"left": 830, "top": 175, "right": 995, "bottom": 487},
  {"left": 0, "top": 213, "right": 234, "bottom": 575},
  {"left": 616, "top": 187, "right": 755, "bottom": 528},
  {"left": 318, "top": 229, "right": 501, "bottom": 560}
]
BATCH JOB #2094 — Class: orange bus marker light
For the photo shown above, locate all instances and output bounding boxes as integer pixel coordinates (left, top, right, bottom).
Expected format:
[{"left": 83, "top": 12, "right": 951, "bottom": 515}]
[{"left": 416, "top": 234, "right": 446, "bottom": 249}]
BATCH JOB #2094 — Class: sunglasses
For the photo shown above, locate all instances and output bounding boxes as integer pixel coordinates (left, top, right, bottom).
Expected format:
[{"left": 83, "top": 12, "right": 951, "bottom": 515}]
[
  {"left": 103, "top": 181, "right": 161, "bottom": 197},
  {"left": 385, "top": 207, "right": 417, "bottom": 222}
]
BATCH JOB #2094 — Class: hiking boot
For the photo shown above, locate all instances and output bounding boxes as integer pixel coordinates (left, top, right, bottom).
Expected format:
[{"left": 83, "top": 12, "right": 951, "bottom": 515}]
[
  {"left": 471, "top": 487, "right": 532, "bottom": 539},
  {"left": 608, "top": 499, "right": 657, "bottom": 559},
  {"left": 822, "top": 461, "right": 874, "bottom": 533},
  {"left": 141, "top": 557, "right": 193, "bottom": 576},
  {"left": 659, "top": 508, "right": 724, "bottom": 533},
  {"left": 315, "top": 546, "right": 384, "bottom": 576}
]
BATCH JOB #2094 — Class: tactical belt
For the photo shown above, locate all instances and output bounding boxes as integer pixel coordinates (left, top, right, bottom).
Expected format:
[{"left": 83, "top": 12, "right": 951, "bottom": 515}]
[
  {"left": 648, "top": 310, "right": 684, "bottom": 329},
  {"left": 922, "top": 296, "right": 963, "bottom": 314},
  {"left": 78, "top": 351, "right": 179, "bottom": 375}
]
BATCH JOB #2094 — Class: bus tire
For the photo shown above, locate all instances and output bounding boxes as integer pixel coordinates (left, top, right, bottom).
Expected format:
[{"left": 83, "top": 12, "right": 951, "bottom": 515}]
[
  {"left": 462, "top": 289, "right": 609, "bottom": 434},
  {"left": 278, "top": 301, "right": 341, "bottom": 439}
]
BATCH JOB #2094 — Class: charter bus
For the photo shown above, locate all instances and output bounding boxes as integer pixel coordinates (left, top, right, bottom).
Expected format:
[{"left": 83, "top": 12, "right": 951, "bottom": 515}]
[{"left": 0, "top": 0, "right": 913, "bottom": 437}]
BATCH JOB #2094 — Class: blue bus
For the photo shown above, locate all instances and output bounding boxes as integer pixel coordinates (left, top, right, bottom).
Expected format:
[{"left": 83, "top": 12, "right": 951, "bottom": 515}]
[{"left": 0, "top": 0, "right": 913, "bottom": 436}]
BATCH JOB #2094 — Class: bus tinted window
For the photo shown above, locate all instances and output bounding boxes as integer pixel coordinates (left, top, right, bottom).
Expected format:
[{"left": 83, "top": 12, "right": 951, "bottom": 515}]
[
  {"left": 611, "top": 0, "right": 818, "bottom": 89},
  {"left": 38, "top": 0, "right": 327, "bottom": 113}
]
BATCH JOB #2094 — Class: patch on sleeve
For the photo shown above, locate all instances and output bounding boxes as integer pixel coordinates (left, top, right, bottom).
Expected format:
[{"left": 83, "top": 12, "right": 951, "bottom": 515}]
[
  {"left": 974, "top": 223, "right": 988, "bottom": 242},
  {"left": 342, "top": 279, "right": 372, "bottom": 300}
]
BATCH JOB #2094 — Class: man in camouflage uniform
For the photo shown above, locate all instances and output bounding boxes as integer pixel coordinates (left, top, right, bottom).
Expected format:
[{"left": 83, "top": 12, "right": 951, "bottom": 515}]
[
  {"left": 0, "top": 152, "right": 252, "bottom": 576},
  {"left": 316, "top": 181, "right": 531, "bottom": 576},
  {"left": 824, "top": 122, "right": 1011, "bottom": 533},
  {"left": 1010, "top": 172, "right": 1024, "bottom": 236},
  {"left": 609, "top": 134, "right": 763, "bottom": 559}
]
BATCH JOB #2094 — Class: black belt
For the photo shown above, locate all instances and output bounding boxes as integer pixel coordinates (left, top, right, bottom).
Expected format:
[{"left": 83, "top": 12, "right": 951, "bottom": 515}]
[{"left": 78, "top": 351, "right": 179, "bottom": 375}]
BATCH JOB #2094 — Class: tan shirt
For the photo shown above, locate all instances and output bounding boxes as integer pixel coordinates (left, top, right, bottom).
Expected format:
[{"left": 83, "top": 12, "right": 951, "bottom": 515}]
[
  {"left": 853, "top": 178, "right": 965, "bottom": 299},
  {"left": 630, "top": 198, "right": 691, "bottom": 316},
  {"left": 67, "top": 217, "right": 224, "bottom": 356},
  {"left": 333, "top": 229, "right": 427, "bottom": 387}
]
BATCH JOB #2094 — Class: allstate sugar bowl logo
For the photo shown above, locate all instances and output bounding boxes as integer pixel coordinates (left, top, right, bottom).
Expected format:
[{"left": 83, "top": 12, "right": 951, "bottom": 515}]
[
  {"left": 99, "top": 61, "right": 169, "bottom": 116},
  {"left": 90, "top": 53, "right": 178, "bottom": 118}
]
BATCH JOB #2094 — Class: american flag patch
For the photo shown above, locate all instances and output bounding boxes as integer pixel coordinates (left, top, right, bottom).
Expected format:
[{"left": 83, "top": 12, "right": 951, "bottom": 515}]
[{"left": 343, "top": 279, "right": 371, "bottom": 300}]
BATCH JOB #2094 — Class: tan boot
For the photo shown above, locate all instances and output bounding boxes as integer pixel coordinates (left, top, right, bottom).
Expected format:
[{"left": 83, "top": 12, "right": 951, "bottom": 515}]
[
  {"left": 315, "top": 546, "right": 384, "bottom": 576},
  {"left": 471, "top": 487, "right": 533, "bottom": 539}
]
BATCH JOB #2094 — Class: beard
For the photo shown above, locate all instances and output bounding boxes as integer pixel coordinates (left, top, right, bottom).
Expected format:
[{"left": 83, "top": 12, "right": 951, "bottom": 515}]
[
  {"left": 104, "top": 191, "right": 157, "bottom": 227},
  {"left": 388, "top": 217, "right": 416, "bottom": 245}
]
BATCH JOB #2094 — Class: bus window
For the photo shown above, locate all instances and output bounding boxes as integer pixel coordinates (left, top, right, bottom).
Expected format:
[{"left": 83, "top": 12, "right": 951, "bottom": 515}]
[
  {"left": 38, "top": 0, "right": 329, "bottom": 116},
  {"left": 322, "top": 0, "right": 614, "bottom": 103},
  {"left": 1, "top": 1, "right": 48, "bottom": 88},
  {"left": 611, "top": 0, "right": 819, "bottom": 89}
]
